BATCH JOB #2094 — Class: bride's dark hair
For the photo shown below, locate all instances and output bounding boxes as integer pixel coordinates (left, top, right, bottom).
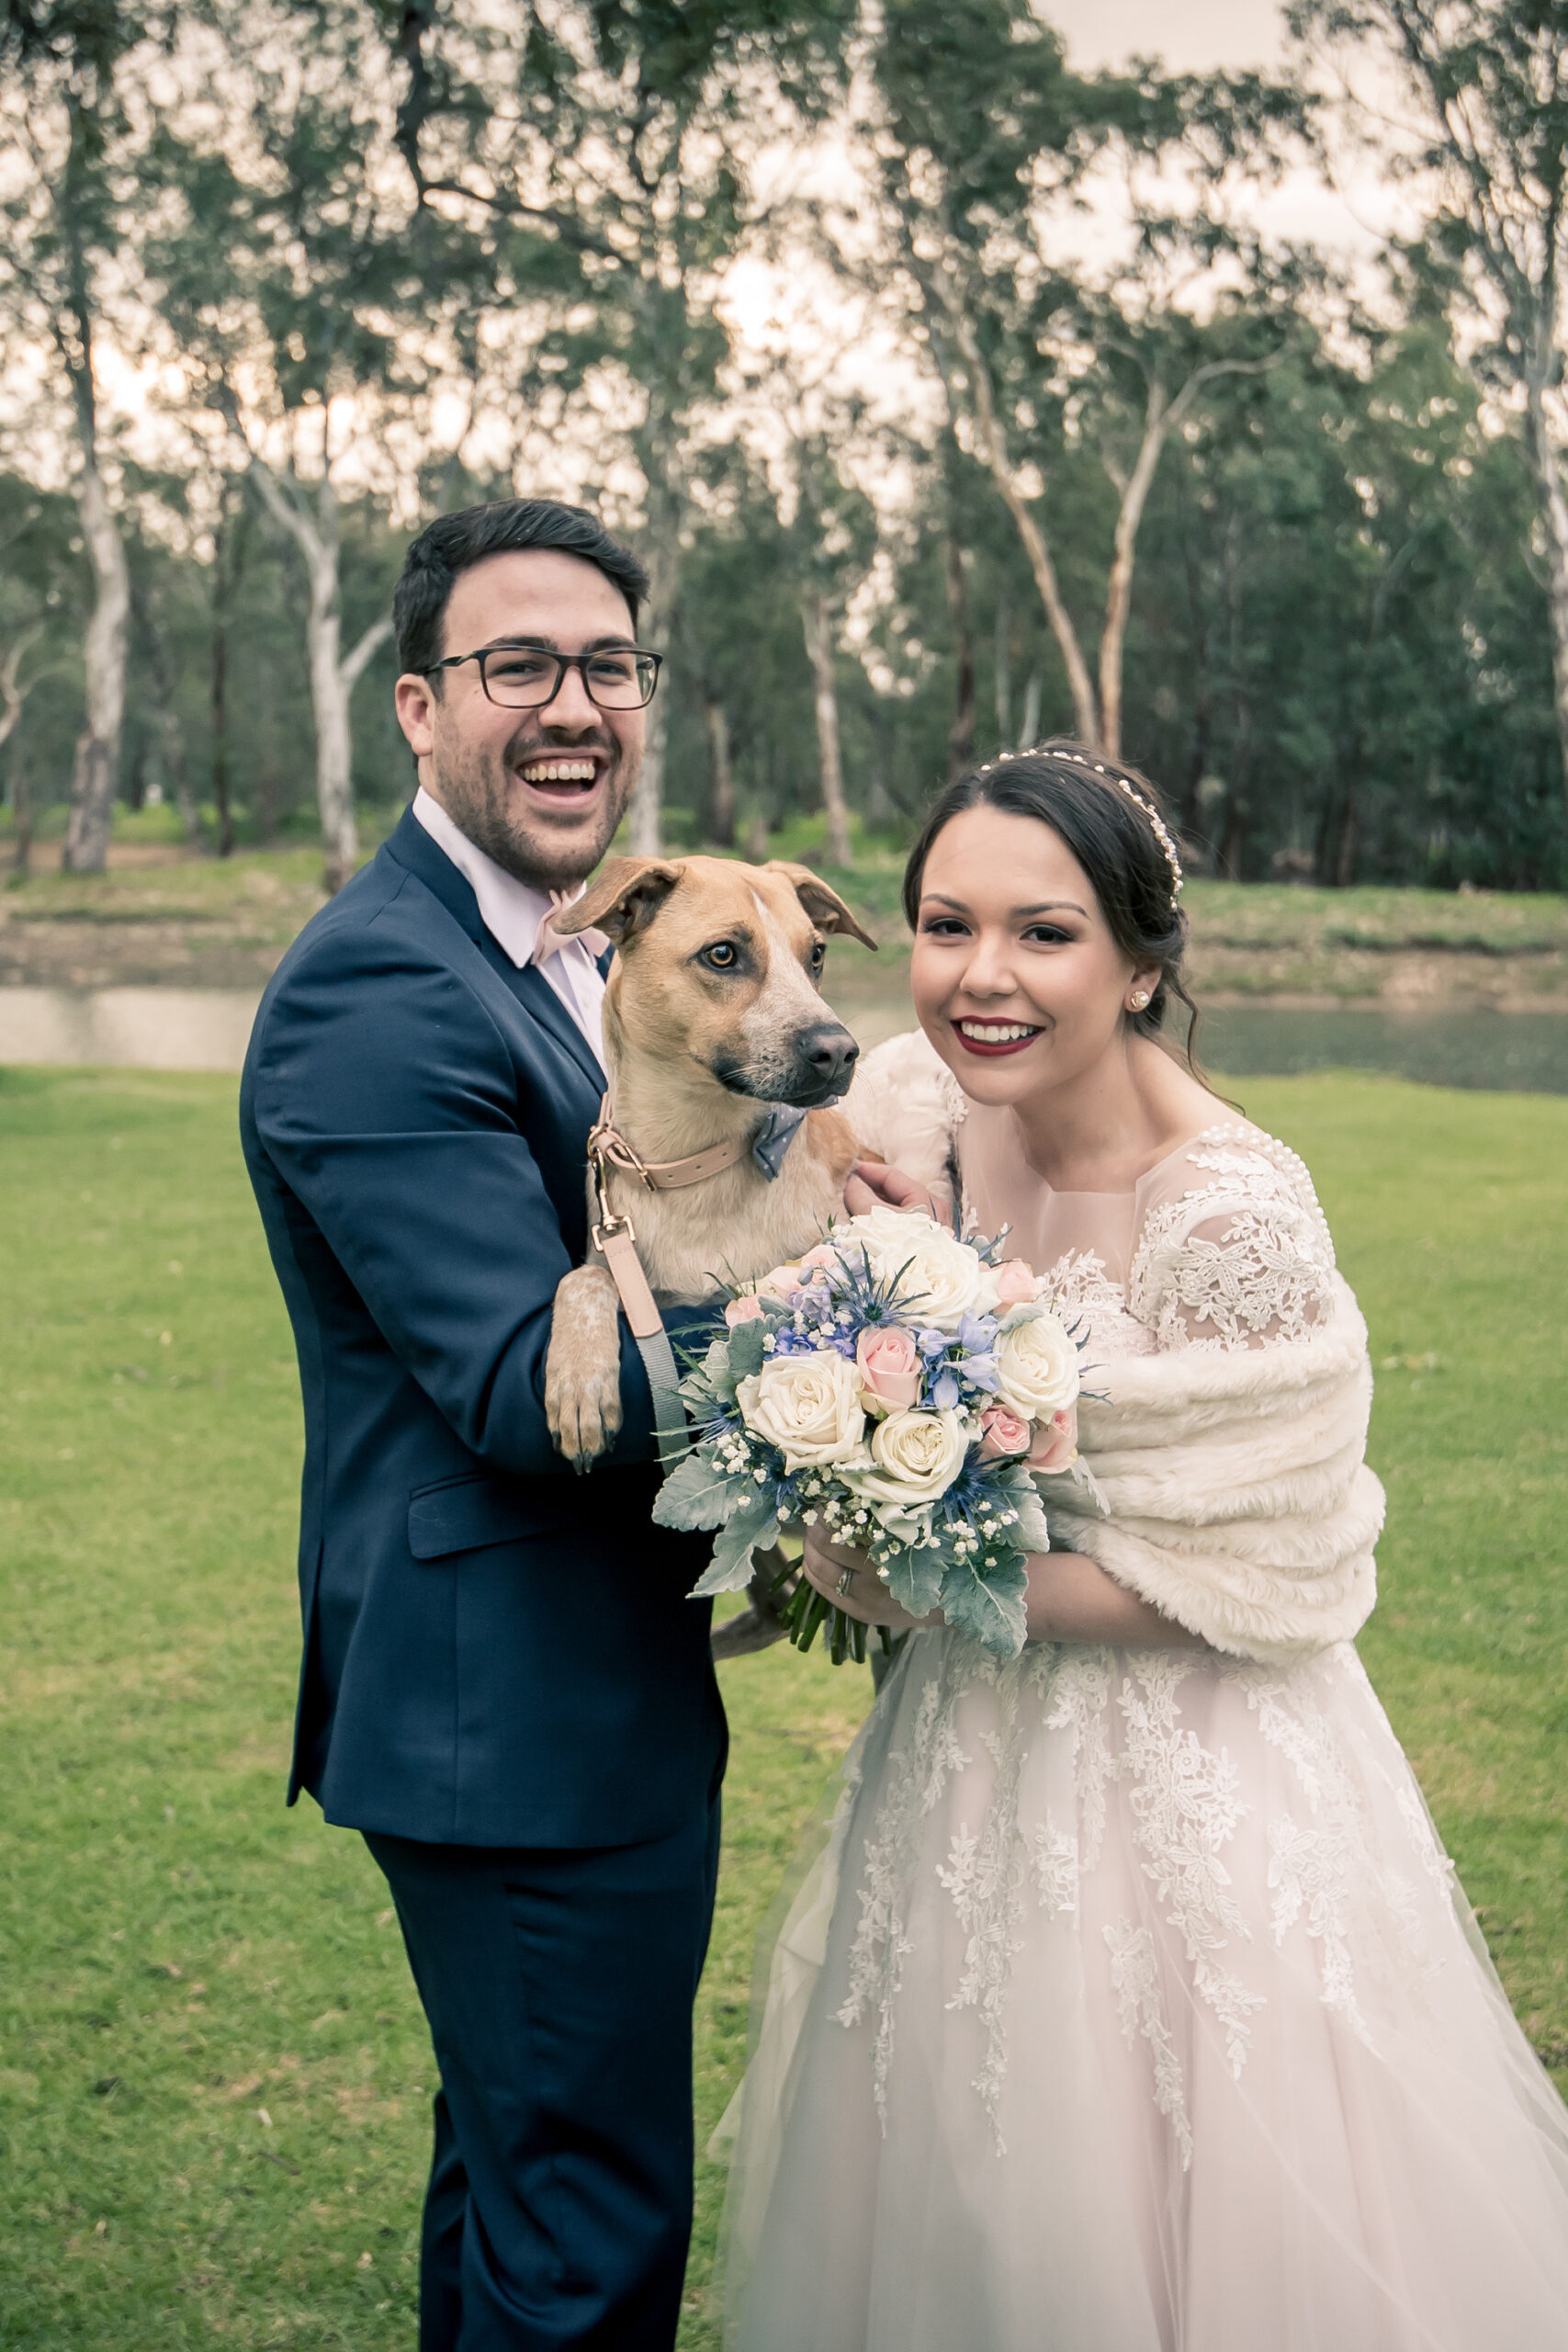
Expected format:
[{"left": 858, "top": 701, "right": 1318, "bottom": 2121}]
[{"left": 901, "top": 740, "right": 1208, "bottom": 1077}]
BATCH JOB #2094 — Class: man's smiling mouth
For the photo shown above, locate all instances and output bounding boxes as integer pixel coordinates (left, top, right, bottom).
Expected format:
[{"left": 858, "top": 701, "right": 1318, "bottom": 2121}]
[{"left": 518, "top": 758, "right": 600, "bottom": 791}]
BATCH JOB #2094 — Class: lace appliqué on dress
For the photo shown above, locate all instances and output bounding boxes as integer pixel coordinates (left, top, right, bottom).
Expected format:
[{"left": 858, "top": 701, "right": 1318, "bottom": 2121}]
[
  {"left": 1119, "top": 1657, "right": 1264, "bottom": 2082},
  {"left": 935, "top": 1663, "right": 1028, "bottom": 2148},
  {"left": 1130, "top": 1126, "right": 1337, "bottom": 1352},
  {"left": 1105, "top": 1917, "right": 1194, "bottom": 2169},
  {"left": 1226, "top": 1652, "right": 1449, "bottom": 2038},
  {"left": 1040, "top": 1645, "right": 1119, "bottom": 1869},
  {"left": 1036, "top": 1247, "right": 1155, "bottom": 1360},
  {"left": 838, "top": 1665, "right": 972, "bottom": 2132}
]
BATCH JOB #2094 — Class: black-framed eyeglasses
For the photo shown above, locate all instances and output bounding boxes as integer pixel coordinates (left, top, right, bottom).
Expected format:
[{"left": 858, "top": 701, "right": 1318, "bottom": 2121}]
[{"left": 425, "top": 640, "right": 663, "bottom": 711}]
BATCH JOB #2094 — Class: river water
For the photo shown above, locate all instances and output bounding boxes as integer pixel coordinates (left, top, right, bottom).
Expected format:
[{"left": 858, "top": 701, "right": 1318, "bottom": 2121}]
[
  {"left": 1, "top": 982, "right": 1564, "bottom": 1093},
  {"left": 822, "top": 970, "right": 1568, "bottom": 1094}
]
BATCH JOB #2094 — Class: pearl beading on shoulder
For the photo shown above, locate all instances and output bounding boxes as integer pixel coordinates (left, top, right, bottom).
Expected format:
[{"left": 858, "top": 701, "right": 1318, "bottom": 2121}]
[{"left": 980, "top": 745, "right": 1184, "bottom": 909}]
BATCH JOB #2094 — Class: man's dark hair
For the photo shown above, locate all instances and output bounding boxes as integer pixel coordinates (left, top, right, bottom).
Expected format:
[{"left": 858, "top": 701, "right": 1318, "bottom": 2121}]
[{"left": 392, "top": 498, "right": 650, "bottom": 678}]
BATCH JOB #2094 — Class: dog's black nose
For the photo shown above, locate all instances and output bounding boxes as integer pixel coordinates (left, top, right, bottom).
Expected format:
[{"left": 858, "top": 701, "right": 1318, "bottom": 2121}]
[{"left": 797, "top": 1023, "right": 859, "bottom": 1090}]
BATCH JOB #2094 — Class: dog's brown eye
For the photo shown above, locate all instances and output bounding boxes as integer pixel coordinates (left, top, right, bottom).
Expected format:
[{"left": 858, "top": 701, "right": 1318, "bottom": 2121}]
[{"left": 701, "top": 941, "right": 739, "bottom": 971}]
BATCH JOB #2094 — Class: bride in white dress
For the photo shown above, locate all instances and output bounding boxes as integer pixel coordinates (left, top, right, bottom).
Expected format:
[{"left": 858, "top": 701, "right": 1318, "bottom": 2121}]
[{"left": 719, "top": 745, "right": 1568, "bottom": 2351}]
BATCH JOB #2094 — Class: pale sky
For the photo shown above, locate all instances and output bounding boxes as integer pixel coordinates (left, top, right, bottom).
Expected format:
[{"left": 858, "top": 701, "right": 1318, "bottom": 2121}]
[
  {"left": 15, "top": 0, "right": 1415, "bottom": 510},
  {"left": 1047, "top": 0, "right": 1410, "bottom": 259},
  {"left": 1048, "top": 0, "right": 1286, "bottom": 73}
]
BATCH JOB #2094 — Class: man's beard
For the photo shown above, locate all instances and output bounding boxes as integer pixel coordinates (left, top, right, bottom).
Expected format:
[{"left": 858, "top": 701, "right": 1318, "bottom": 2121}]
[{"left": 432, "top": 725, "right": 634, "bottom": 888}]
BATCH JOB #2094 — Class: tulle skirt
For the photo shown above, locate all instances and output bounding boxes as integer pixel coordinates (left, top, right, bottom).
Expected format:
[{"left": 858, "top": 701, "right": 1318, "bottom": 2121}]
[{"left": 718, "top": 1631, "right": 1568, "bottom": 2351}]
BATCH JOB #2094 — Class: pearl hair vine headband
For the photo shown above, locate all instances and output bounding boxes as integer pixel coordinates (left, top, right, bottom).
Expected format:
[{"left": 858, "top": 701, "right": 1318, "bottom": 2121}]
[{"left": 976, "top": 746, "right": 1185, "bottom": 910}]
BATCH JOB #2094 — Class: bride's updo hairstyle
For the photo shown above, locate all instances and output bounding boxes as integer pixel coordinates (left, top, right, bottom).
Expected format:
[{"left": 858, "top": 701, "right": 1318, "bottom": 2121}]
[{"left": 901, "top": 740, "right": 1206, "bottom": 1073}]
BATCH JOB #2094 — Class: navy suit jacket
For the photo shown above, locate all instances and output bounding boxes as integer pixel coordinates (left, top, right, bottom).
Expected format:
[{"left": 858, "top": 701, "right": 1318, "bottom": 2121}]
[{"left": 240, "top": 808, "right": 727, "bottom": 1849}]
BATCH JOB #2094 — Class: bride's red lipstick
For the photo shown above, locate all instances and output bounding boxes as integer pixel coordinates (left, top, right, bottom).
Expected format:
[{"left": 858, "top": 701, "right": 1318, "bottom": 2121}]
[{"left": 951, "top": 1021, "right": 1041, "bottom": 1058}]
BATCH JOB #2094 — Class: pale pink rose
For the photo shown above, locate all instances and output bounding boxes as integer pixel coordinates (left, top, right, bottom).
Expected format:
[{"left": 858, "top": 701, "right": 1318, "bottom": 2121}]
[
  {"left": 854, "top": 1324, "right": 922, "bottom": 1412},
  {"left": 798, "top": 1243, "right": 840, "bottom": 1274},
  {"left": 979, "top": 1403, "right": 1031, "bottom": 1458},
  {"left": 993, "top": 1259, "right": 1039, "bottom": 1306},
  {"left": 1028, "top": 1405, "right": 1079, "bottom": 1474},
  {"left": 725, "top": 1295, "right": 765, "bottom": 1328},
  {"left": 760, "top": 1263, "right": 802, "bottom": 1298}
]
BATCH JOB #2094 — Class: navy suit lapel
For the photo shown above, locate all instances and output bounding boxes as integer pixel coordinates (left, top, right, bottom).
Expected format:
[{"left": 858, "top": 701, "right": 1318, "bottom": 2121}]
[
  {"left": 382, "top": 805, "right": 607, "bottom": 1099},
  {"left": 383, "top": 806, "right": 486, "bottom": 943},
  {"left": 487, "top": 949, "right": 607, "bottom": 1097}
]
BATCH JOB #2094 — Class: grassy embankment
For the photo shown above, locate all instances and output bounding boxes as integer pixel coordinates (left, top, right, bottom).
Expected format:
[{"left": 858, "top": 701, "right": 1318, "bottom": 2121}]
[
  {"left": 4, "top": 810, "right": 1566, "bottom": 1008},
  {"left": 1, "top": 1062, "right": 1564, "bottom": 2346}
]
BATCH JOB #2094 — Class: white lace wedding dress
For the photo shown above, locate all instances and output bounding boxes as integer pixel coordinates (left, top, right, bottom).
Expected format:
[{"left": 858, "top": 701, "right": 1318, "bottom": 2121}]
[{"left": 719, "top": 1042, "right": 1568, "bottom": 2351}]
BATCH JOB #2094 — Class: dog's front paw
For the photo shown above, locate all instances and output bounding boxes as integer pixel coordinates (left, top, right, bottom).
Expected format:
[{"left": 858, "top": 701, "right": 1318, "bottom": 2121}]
[{"left": 546, "top": 1264, "right": 625, "bottom": 1469}]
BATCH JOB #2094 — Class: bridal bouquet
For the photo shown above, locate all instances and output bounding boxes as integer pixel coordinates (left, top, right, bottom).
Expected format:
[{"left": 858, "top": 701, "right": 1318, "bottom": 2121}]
[{"left": 650, "top": 1206, "right": 1082, "bottom": 1661}]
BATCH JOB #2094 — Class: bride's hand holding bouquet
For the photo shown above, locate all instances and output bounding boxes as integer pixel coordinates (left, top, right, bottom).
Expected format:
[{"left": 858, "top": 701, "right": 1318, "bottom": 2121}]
[{"left": 651, "top": 1202, "right": 1085, "bottom": 1661}]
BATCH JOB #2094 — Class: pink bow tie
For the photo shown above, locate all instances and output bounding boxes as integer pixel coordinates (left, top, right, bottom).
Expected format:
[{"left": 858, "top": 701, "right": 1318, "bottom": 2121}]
[{"left": 531, "top": 890, "right": 610, "bottom": 969}]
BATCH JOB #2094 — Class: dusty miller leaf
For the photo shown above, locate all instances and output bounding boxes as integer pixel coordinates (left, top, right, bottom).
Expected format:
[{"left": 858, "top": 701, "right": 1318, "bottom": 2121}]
[
  {"left": 727, "top": 1318, "right": 769, "bottom": 1381},
  {"left": 885, "top": 1544, "right": 946, "bottom": 1620},
  {"left": 687, "top": 1501, "right": 779, "bottom": 1597},
  {"left": 938, "top": 1556, "right": 1030, "bottom": 1657},
  {"left": 1008, "top": 1476, "right": 1052, "bottom": 1554},
  {"left": 651, "top": 1451, "right": 743, "bottom": 1532}
]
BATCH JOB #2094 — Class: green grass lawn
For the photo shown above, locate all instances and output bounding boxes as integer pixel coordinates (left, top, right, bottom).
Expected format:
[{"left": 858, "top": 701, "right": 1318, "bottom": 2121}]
[{"left": 1, "top": 1065, "right": 1564, "bottom": 2346}]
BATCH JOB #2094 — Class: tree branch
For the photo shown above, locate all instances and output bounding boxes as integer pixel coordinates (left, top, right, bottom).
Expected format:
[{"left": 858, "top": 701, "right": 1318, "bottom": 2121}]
[
  {"left": 339, "top": 613, "right": 393, "bottom": 692},
  {"left": 930, "top": 269, "right": 1099, "bottom": 745},
  {"left": 0, "top": 621, "right": 45, "bottom": 752}
]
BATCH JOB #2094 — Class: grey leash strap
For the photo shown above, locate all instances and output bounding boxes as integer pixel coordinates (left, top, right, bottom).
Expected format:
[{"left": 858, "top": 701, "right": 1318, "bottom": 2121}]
[{"left": 634, "top": 1326, "right": 692, "bottom": 1466}]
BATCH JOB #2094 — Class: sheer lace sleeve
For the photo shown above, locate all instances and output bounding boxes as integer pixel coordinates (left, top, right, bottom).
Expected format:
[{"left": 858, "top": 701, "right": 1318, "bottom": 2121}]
[{"left": 1129, "top": 1125, "right": 1338, "bottom": 1353}]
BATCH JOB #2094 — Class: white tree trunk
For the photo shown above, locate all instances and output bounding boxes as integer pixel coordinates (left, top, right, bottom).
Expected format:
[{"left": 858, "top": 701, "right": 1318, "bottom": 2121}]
[
  {"left": 802, "top": 595, "right": 852, "bottom": 865},
  {"left": 943, "top": 304, "right": 1100, "bottom": 747},
  {"left": 0, "top": 624, "right": 43, "bottom": 758},
  {"left": 705, "top": 695, "right": 735, "bottom": 845},
  {"left": 247, "top": 458, "right": 389, "bottom": 892},
  {"left": 1525, "top": 384, "right": 1568, "bottom": 836},
  {"left": 1096, "top": 362, "right": 1257, "bottom": 760},
  {"left": 1098, "top": 382, "right": 1170, "bottom": 762},
  {"left": 62, "top": 458, "right": 130, "bottom": 874},
  {"left": 628, "top": 522, "right": 681, "bottom": 858},
  {"left": 1020, "top": 670, "right": 1042, "bottom": 752},
  {"left": 306, "top": 545, "right": 357, "bottom": 892}
]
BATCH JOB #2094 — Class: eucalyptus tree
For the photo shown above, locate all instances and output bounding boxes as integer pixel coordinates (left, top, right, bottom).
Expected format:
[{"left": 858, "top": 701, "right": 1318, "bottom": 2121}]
[
  {"left": 387, "top": 0, "right": 856, "bottom": 853},
  {"left": 152, "top": 0, "right": 490, "bottom": 888},
  {"left": 0, "top": 0, "right": 168, "bottom": 869},
  {"left": 1290, "top": 0, "right": 1568, "bottom": 828},
  {"left": 856, "top": 0, "right": 1306, "bottom": 754},
  {"left": 786, "top": 433, "right": 877, "bottom": 865},
  {"left": 1120, "top": 317, "right": 1562, "bottom": 886},
  {"left": 0, "top": 485, "right": 78, "bottom": 870}
]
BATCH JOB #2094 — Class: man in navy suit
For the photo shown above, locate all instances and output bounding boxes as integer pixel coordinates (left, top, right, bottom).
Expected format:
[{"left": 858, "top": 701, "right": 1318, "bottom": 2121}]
[{"left": 241, "top": 499, "right": 727, "bottom": 2349}]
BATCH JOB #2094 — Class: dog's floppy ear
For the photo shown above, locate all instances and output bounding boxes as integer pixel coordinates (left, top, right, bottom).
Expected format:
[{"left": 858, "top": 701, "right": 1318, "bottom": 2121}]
[
  {"left": 766, "top": 861, "right": 877, "bottom": 951},
  {"left": 555, "top": 856, "right": 682, "bottom": 946}
]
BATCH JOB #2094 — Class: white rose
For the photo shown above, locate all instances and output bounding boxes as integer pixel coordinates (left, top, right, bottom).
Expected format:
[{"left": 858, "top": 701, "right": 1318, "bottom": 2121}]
[
  {"left": 996, "top": 1310, "right": 1078, "bottom": 1421},
  {"left": 845, "top": 1407, "right": 971, "bottom": 1507},
  {"left": 845, "top": 1208, "right": 986, "bottom": 1332},
  {"left": 735, "top": 1350, "right": 867, "bottom": 1472}
]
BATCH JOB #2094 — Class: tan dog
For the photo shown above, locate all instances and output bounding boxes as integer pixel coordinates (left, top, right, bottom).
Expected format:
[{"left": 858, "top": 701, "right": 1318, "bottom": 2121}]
[{"left": 543, "top": 854, "right": 874, "bottom": 1473}]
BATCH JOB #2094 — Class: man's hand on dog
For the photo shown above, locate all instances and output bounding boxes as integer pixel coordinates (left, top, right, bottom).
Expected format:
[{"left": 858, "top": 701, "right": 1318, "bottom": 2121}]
[{"left": 842, "top": 1160, "right": 947, "bottom": 1220}]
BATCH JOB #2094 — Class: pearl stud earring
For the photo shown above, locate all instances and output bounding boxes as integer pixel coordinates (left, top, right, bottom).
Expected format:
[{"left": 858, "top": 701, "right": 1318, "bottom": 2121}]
[{"left": 1130, "top": 991, "right": 1151, "bottom": 1010}]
